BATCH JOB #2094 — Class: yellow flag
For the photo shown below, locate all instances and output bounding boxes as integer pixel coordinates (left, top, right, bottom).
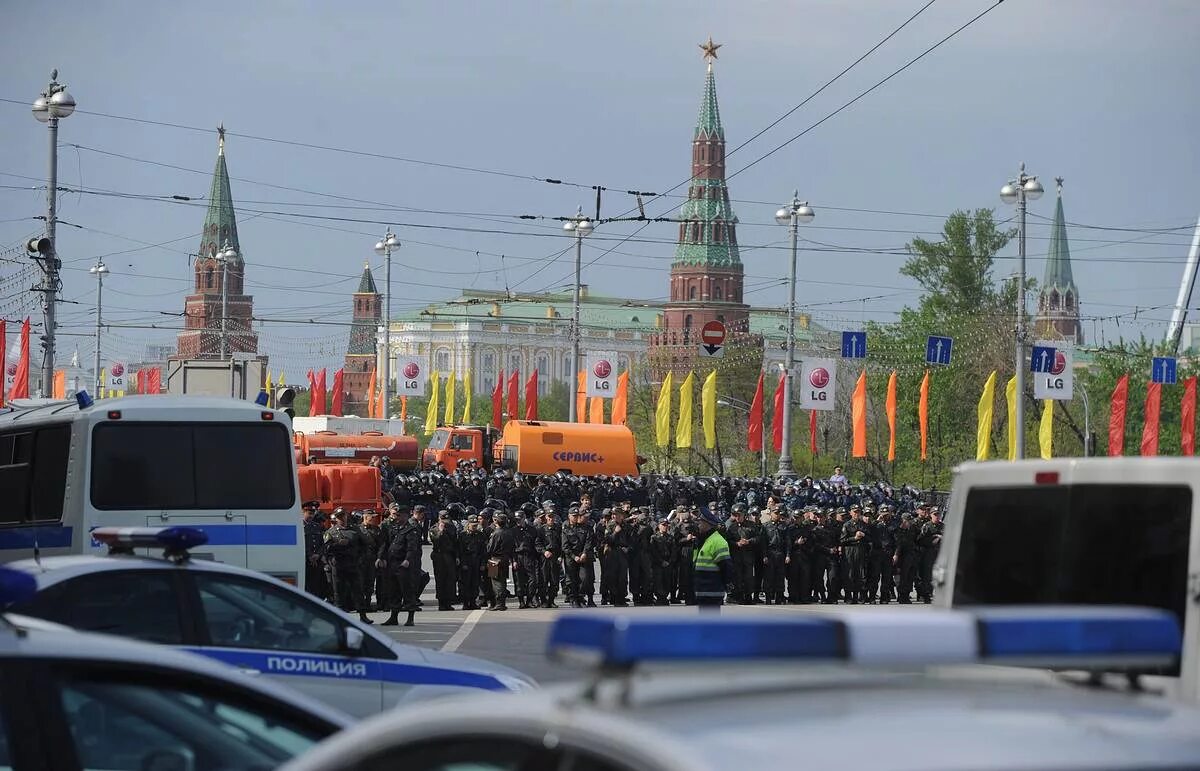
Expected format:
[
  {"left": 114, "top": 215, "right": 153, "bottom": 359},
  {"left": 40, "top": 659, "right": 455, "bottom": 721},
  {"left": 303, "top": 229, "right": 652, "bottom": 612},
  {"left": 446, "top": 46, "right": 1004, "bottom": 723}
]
[
  {"left": 676, "top": 371, "right": 695, "bottom": 449},
  {"left": 655, "top": 371, "right": 673, "bottom": 447},
  {"left": 278, "top": 371, "right": 286, "bottom": 388},
  {"left": 701, "top": 369, "right": 717, "bottom": 449},
  {"left": 98, "top": 368, "right": 106, "bottom": 399},
  {"left": 458, "top": 365, "right": 468, "bottom": 420},
  {"left": 1039, "top": 399, "right": 1054, "bottom": 459},
  {"left": 425, "top": 370, "right": 440, "bottom": 436},
  {"left": 976, "top": 371, "right": 997, "bottom": 461},
  {"left": 443, "top": 369, "right": 457, "bottom": 425},
  {"left": 265, "top": 370, "right": 274, "bottom": 407},
  {"left": 1005, "top": 375, "right": 1017, "bottom": 461}
]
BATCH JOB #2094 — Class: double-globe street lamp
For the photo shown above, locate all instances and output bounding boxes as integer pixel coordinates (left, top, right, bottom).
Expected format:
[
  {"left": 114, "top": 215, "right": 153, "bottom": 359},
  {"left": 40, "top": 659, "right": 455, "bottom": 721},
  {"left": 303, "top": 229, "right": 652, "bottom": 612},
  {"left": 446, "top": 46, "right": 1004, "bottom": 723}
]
[
  {"left": 89, "top": 261, "right": 109, "bottom": 394},
  {"left": 773, "top": 192, "right": 815, "bottom": 476},
  {"left": 999, "top": 164, "right": 1044, "bottom": 459},
  {"left": 563, "top": 207, "right": 594, "bottom": 423},
  {"left": 216, "top": 241, "right": 239, "bottom": 360},
  {"left": 374, "top": 230, "right": 400, "bottom": 418}
]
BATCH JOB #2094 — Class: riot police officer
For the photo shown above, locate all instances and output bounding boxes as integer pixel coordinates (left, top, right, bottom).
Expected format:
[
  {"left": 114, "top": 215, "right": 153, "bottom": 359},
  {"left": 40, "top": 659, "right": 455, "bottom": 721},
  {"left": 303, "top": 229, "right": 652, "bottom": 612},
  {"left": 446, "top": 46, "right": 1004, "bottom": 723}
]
[
  {"left": 513, "top": 510, "right": 540, "bottom": 609},
  {"left": 323, "top": 508, "right": 372, "bottom": 623},
  {"left": 379, "top": 508, "right": 422, "bottom": 625},
  {"left": 537, "top": 511, "right": 562, "bottom": 609},
  {"left": 761, "top": 508, "right": 787, "bottom": 605},
  {"left": 301, "top": 501, "right": 328, "bottom": 601},
  {"left": 561, "top": 507, "right": 595, "bottom": 608},
  {"left": 485, "top": 512, "right": 516, "bottom": 611},
  {"left": 431, "top": 510, "right": 459, "bottom": 611},
  {"left": 650, "top": 518, "right": 676, "bottom": 605},
  {"left": 457, "top": 515, "right": 486, "bottom": 610},
  {"left": 358, "top": 510, "right": 383, "bottom": 612}
]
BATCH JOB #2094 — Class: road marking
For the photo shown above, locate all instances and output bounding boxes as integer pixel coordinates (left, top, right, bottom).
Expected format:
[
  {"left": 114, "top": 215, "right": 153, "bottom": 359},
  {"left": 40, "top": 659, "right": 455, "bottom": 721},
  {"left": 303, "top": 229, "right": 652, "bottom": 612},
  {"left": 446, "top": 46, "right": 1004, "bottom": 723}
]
[{"left": 440, "top": 608, "right": 484, "bottom": 653}]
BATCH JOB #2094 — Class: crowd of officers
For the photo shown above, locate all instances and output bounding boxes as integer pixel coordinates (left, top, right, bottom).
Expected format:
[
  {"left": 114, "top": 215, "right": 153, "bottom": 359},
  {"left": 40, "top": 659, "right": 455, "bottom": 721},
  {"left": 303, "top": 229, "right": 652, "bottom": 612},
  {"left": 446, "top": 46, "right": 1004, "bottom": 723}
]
[{"left": 302, "top": 467, "right": 945, "bottom": 615}]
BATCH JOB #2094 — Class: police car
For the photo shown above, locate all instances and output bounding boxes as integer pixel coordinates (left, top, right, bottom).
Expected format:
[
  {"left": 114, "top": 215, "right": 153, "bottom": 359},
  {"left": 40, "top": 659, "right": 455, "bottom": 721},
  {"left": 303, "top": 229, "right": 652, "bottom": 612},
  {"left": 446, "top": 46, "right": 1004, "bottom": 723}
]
[
  {"left": 0, "top": 566, "right": 348, "bottom": 770},
  {"left": 8, "top": 527, "right": 535, "bottom": 719},
  {"left": 281, "top": 608, "right": 1200, "bottom": 771}
]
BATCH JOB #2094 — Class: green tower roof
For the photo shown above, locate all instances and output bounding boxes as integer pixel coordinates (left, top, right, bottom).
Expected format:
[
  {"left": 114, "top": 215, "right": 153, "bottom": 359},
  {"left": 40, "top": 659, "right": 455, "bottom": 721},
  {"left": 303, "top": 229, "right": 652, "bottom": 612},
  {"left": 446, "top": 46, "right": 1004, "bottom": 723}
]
[
  {"left": 356, "top": 262, "right": 378, "bottom": 294},
  {"left": 199, "top": 127, "right": 241, "bottom": 263},
  {"left": 1042, "top": 179, "right": 1076, "bottom": 293},
  {"left": 695, "top": 67, "right": 724, "bottom": 140}
]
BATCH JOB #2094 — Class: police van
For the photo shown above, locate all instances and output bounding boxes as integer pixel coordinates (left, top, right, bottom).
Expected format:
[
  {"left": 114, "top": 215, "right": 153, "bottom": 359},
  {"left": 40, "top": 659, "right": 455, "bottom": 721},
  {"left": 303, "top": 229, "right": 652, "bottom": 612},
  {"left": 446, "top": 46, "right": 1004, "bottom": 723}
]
[
  {"left": 0, "top": 393, "right": 306, "bottom": 587},
  {"left": 8, "top": 527, "right": 535, "bottom": 718},
  {"left": 281, "top": 609, "right": 1200, "bottom": 771},
  {"left": 934, "top": 458, "right": 1200, "bottom": 704}
]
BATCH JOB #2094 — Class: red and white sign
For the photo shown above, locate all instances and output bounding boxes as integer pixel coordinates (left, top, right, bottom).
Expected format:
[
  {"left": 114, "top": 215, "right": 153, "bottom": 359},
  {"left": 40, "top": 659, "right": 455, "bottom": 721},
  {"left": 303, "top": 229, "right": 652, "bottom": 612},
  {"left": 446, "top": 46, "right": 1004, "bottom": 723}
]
[
  {"left": 699, "top": 320, "right": 726, "bottom": 358},
  {"left": 396, "top": 357, "right": 424, "bottom": 396},
  {"left": 798, "top": 358, "right": 837, "bottom": 411},
  {"left": 108, "top": 361, "right": 126, "bottom": 393},
  {"left": 1033, "top": 341, "right": 1073, "bottom": 401},
  {"left": 586, "top": 351, "right": 618, "bottom": 398}
]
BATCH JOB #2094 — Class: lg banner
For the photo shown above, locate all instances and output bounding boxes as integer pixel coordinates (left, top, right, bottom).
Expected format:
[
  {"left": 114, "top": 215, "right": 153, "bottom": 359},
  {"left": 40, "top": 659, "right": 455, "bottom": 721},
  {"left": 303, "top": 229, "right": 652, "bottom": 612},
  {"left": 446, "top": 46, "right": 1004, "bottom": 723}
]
[
  {"left": 395, "top": 357, "right": 425, "bottom": 396},
  {"left": 108, "top": 362, "right": 126, "bottom": 393},
  {"left": 798, "top": 357, "right": 837, "bottom": 411},
  {"left": 1032, "top": 341, "right": 1074, "bottom": 400},
  {"left": 585, "top": 351, "right": 618, "bottom": 398}
]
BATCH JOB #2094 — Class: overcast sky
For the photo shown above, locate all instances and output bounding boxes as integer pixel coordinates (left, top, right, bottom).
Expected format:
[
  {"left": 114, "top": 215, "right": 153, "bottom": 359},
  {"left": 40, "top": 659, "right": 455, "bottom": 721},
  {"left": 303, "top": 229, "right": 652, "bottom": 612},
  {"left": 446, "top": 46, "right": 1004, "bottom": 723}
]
[{"left": 2, "top": 0, "right": 1198, "bottom": 376}]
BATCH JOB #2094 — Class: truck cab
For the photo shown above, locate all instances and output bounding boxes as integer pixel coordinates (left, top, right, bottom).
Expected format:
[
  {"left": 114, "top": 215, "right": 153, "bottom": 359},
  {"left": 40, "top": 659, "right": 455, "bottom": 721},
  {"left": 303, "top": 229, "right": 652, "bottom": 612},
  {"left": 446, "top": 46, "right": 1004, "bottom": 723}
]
[
  {"left": 422, "top": 426, "right": 498, "bottom": 473},
  {"left": 935, "top": 458, "right": 1200, "bottom": 704}
]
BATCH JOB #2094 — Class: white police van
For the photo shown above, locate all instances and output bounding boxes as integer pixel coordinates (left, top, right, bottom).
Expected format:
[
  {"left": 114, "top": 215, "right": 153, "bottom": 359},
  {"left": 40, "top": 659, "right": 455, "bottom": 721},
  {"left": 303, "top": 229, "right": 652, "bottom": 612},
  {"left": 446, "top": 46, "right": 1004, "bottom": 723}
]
[
  {"left": 934, "top": 458, "right": 1200, "bottom": 704},
  {"left": 0, "top": 393, "right": 306, "bottom": 586},
  {"left": 0, "top": 565, "right": 348, "bottom": 770},
  {"left": 282, "top": 609, "right": 1200, "bottom": 771},
  {"left": 8, "top": 527, "right": 535, "bottom": 719}
]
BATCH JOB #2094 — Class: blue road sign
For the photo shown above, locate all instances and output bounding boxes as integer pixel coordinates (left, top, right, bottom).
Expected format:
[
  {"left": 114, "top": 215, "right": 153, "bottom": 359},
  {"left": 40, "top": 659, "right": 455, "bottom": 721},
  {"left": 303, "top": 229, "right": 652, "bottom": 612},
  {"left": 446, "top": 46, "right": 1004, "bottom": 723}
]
[
  {"left": 925, "top": 335, "right": 953, "bottom": 366},
  {"left": 1152, "top": 357, "right": 1178, "bottom": 385},
  {"left": 841, "top": 331, "right": 867, "bottom": 359},
  {"left": 1030, "top": 345, "right": 1057, "bottom": 373}
]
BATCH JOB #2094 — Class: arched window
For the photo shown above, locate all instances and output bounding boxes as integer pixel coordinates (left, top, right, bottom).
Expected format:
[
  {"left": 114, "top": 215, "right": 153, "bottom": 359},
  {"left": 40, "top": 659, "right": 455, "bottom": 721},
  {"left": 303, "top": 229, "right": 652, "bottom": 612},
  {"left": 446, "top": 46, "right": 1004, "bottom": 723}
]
[
  {"left": 1049, "top": 290, "right": 1060, "bottom": 309},
  {"left": 689, "top": 286, "right": 698, "bottom": 300},
  {"left": 435, "top": 349, "right": 451, "bottom": 371},
  {"left": 691, "top": 222, "right": 701, "bottom": 242},
  {"left": 205, "top": 268, "right": 214, "bottom": 289},
  {"left": 714, "top": 284, "right": 723, "bottom": 301},
  {"left": 1064, "top": 292, "right": 1074, "bottom": 309}
]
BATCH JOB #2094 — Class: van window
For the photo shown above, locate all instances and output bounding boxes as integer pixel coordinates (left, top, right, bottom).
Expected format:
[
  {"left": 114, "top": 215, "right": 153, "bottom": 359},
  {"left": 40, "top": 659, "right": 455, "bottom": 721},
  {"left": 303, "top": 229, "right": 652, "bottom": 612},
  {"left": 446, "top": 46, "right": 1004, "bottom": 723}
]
[
  {"left": 0, "top": 424, "right": 71, "bottom": 524},
  {"left": 90, "top": 422, "right": 295, "bottom": 510},
  {"left": 953, "top": 484, "right": 1190, "bottom": 632}
]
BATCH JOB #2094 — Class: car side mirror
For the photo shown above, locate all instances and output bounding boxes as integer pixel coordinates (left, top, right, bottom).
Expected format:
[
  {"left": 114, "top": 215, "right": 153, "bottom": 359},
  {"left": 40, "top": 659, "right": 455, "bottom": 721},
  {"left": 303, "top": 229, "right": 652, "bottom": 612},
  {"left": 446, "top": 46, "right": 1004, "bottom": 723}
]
[
  {"left": 343, "top": 625, "right": 365, "bottom": 654},
  {"left": 141, "top": 748, "right": 195, "bottom": 771}
]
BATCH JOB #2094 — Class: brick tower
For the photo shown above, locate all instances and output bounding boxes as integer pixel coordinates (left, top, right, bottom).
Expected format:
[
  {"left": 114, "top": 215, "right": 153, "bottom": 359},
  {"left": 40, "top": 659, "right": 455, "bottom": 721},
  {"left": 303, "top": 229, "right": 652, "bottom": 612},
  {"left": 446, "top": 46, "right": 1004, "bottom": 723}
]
[
  {"left": 650, "top": 39, "right": 755, "bottom": 376},
  {"left": 344, "top": 262, "right": 381, "bottom": 413},
  {"left": 176, "top": 128, "right": 259, "bottom": 359},
  {"left": 1034, "top": 178, "right": 1083, "bottom": 344}
]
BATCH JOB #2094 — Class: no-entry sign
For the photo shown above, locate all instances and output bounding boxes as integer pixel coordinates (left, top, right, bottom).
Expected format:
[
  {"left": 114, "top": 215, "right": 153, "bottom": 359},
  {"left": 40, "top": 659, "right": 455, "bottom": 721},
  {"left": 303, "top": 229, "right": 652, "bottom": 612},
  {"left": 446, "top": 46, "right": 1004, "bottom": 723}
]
[{"left": 700, "top": 320, "right": 726, "bottom": 358}]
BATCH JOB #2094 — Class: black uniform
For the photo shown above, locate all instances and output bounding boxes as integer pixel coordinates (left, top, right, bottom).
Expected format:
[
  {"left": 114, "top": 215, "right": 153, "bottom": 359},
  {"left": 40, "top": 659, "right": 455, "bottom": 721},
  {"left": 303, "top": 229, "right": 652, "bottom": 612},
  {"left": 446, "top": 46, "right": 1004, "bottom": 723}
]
[
  {"left": 485, "top": 523, "right": 516, "bottom": 610},
  {"left": 603, "top": 519, "right": 630, "bottom": 606},
  {"left": 323, "top": 523, "right": 364, "bottom": 614},
  {"left": 785, "top": 518, "right": 814, "bottom": 603},
  {"left": 457, "top": 526, "right": 486, "bottom": 609},
  {"left": 761, "top": 518, "right": 787, "bottom": 604},
  {"left": 876, "top": 516, "right": 897, "bottom": 603},
  {"left": 916, "top": 519, "right": 943, "bottom": 602},
  {"left": 840, "top": 518, "right": 868, "bottom": 604},
  {"left": 649, "top": 527, "right": 677, "bottom": 605},
  {"left": 380, "top": 519, "right": 423, "bottom": 614},
  {"left": 894, "top": 520, "right": 918, "bottom": 603},
  {"left": 727, "top": 518, "right": 758, "bottom": 604},
  {"left": 430, "top": 519, "right": 459, "bottom": 610},
  {"left": 302, "top": 517, "right": 328, "bottom": 601},
  {"left": 675, "top": 519, "right": 699, "bottom": 604},
  {"left": 629, "top": 518, "right": 654, "bottom": 605},
  {"left": 537, "top": 518, "right": 562, "bottom": 608},
  {"left": 358, "top": 522, "right": 382, "bottom": 611},
  {"left": 513, "top": 519, "right": 540, "bottom": 608},
  {"left": 561, "top": 520, "right": 595, "bottom": 608}
]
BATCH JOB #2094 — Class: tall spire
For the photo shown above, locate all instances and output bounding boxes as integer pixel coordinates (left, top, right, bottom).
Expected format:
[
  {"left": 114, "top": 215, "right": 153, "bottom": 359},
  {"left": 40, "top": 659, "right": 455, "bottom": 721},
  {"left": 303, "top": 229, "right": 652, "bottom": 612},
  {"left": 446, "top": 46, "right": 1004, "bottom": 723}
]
[
  {"left": 1042, "top": 177, "right": 1075, "bottom": 293},
  {"left": 356, "top": 262, "right": 378, "bottom": 294},
  {"left": 696, "top": 38, "right": 724, "bottom": 140},
  {"left": 1035, "top": 177, "right": 1082, "bottom": 344},
  {"left": 199, "top": 126, "right": 240, "bottom": 263}
]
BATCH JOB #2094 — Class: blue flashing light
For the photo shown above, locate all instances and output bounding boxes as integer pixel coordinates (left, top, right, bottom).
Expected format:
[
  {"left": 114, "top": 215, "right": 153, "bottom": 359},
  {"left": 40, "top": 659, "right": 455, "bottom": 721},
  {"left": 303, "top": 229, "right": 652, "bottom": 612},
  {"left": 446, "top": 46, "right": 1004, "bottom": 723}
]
[
  {"left": 0, "top": 567, "right": 37, "bottom": 606},
  {"left": 91, "top": 526, "right": 209, "bottom": 554},
  {"left": 75, "top": 390, "right": 94, "bottom": 409},
  {"left": 548, "top": 615, "right": 845, "bottom": 666},
  {"left": 254, "top": 390, "right": 269, "bottom": 406},
  {"left": 976, "top": 607, "right": 1181, "bottom": 659}
]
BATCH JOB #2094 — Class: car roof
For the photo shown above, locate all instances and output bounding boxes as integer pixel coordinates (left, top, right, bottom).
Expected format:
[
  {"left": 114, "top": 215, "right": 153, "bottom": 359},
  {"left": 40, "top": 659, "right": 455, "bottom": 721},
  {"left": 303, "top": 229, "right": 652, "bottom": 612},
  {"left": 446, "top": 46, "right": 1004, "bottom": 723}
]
[
  {"left": 283, "top": 667, "right": 1200, "bottom": 771},
  {"left": 0, "top": 613, "right": 350, "bottom": 728}
]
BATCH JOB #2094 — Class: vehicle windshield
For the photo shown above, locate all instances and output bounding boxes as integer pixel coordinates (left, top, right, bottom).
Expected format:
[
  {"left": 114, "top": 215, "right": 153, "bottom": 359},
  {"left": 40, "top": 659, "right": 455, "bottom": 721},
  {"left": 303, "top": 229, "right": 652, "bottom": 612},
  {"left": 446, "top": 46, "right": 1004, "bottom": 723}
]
[
  {"left": 953, "top": 483, "right": 1190, "bottom": 626},
  {"left": 427, "top": 430, "right": 450, "bottom": 451},
  {"left": 90, "top": 422, "right": 295, "bottom": 510}
]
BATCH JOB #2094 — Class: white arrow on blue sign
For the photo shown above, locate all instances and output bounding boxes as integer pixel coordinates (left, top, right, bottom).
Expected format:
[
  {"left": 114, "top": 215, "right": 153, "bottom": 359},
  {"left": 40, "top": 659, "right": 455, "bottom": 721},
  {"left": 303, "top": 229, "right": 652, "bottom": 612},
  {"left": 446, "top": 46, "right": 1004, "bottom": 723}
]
[
  {"left": 1030, "top": 345, "right": 1057, "bottom": 373},
  {"left": 1152, "top": 357, "right": 1178, "bottom": 385},
  {"left": 841, "top": 331, "right": 867, "bottom": 359},
  {"left": 925, "top": 335, "right": 953, "bottom": 366}
]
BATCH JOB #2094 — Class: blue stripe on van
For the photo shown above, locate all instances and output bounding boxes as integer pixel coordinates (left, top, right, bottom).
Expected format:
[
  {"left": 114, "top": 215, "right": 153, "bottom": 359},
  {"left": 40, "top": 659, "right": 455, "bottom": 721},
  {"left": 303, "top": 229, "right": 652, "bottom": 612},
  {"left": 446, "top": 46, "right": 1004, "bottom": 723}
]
[
  {"left": 0, "top": 526, "right": 73, "bottom": 550},
  {"left": 189, "top": 524, "right": 298, "bottom": 546}
]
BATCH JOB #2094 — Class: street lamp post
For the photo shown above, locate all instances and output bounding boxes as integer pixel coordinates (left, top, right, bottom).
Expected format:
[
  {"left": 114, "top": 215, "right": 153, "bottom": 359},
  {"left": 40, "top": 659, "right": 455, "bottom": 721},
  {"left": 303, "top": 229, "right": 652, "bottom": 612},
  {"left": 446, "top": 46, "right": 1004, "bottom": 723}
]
[
  {"left": 31, "top": 70, "right": 75, "bottom": 397},
  {"left": 773, "top": 192, "right": 815, "bottom": 476},
  {"left": 717, "top": 395, "right": 766, "bottom": 476},
  {"left": 562, "top": 207, "right": 594, "bottom": 423},
  {"left": 216, "top": 241, "right": 238, "bottom": 360},
  {"left": 374, "top": 230, "right": 400, "bottom": 419},
  {"left": 1000, "top": 164, "right": 1045, "bottom": 459},
  {"left": 89, "top": 261, "right": 109, "bottom": 394}
]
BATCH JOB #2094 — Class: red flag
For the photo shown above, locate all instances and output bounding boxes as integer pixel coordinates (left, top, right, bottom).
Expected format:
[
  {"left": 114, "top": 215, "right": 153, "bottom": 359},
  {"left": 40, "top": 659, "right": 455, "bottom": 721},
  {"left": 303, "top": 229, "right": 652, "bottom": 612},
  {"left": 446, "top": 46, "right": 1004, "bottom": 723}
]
[
  {"left": 7, "top": 318, "right": 29, "bottom": 401},
  {"left": 491, "top": 370, "right": 504, "bottom": 428},
  {"left": 1108, "top": 374, "right": 1129, "bottom": 456},
  {"left": 747, "top": 372, "right": 764, "bottom": 452},
  {"left": 810, "top": 410, "right": 818, "bottom": 456},
  {"left": 851, "top": 370, "right": 867, "bottom": 458},
  {"left": 885, "top": 370, "right": 898, "bottom": 462},
  {"left": 0, "top": 320, "right": 5, "bottom": 408},
  {"left": 136, "top": 370, "right": 147, "bottom": 395},
  {"left": 307, "top": 370, "right": 317, "bottom": 416},
  {"left": 611, "top": 371, "right": 629, "bottom": 426},
  {"left": 524, "top": 369, "right": 539, "bottom": 421},
  {"left": 1141, "top": 381, "right": 1161, "bottom": 457},
  {"left": 366, "top": 369, "right": 377, "bottom": 418},
  {"left": 148, "top": 367, "right": 161, "bottom": 395},
  {"left": 330, "top": 368, "right": 345, "bottom": 417},
  {"left": 771, "top": 371, "right": 785, "bottom": 454},
  {"left": 314, "top": 368, "right": 328, "bottom": 416},
  {"left": 919, "top": 370, "right": 930, "bottom": 461},
  {"left": 1183, "top": 376, "right": 1197, "bottom": 456},
  {"left": 506, "top": 370, "right": 519, "bottom": 421}
]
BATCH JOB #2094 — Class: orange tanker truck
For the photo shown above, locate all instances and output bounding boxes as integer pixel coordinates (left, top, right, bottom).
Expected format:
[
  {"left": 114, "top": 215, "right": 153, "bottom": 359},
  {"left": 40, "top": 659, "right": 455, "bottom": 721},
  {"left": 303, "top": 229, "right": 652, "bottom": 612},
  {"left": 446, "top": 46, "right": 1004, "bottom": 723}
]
[
  {"left": 294, "top": 430, "right": 419, "bottom": 469},
  {"left": 423, "top": 421, "right": 641, "bottom": 476}
]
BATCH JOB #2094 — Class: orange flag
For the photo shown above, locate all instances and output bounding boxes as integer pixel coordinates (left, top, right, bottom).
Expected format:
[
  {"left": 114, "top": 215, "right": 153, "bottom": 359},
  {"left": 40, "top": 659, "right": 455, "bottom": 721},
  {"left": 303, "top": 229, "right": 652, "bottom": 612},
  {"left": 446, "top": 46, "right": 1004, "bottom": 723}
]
[
  {"left": 611, "top": 371, "right": 629, "bottom": 425},
  {"left": 885, "top": 370, "right": 898, "bottom": 462},
  {"left": 8, "top": 318, "right": 30, "bottom": 401},
  {"left": 919, "top": 370, "right": 930, "bottom": 461},
  {"left": 400, "top": 396, "right": 408, "bottom": 428},
  {"left": 851, "top": 370, "right": 867, "bottom": 458},
  {"left": 575, "top": 371, "right": 586, "bottom": 423},
  {"left": 588, "top": 396, "right": 604, "bottom": 424},
  {"left": 367, "top": 369, "right": 377, "bottom": 418},
  {"left": 53, "top": 370, "right": 66, "bottom": 399}
]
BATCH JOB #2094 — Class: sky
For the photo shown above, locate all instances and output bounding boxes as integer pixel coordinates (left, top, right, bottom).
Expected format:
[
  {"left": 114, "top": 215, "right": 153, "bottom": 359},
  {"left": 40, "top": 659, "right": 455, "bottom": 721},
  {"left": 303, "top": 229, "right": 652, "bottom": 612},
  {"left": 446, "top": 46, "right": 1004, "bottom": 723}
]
[{"left": 1, "top": 0, "right": 1198, "bottom": 377}]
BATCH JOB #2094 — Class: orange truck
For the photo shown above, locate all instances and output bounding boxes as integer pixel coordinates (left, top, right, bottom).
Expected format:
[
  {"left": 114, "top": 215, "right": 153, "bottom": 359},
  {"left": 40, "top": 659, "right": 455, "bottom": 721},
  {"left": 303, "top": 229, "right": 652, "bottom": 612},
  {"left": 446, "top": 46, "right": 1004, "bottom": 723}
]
[
  {"left": 423, "top": 421, "right": 641, "bottom": 476},
  {"left": 294, "top": 430, "right": 419, "bottom": 469}
]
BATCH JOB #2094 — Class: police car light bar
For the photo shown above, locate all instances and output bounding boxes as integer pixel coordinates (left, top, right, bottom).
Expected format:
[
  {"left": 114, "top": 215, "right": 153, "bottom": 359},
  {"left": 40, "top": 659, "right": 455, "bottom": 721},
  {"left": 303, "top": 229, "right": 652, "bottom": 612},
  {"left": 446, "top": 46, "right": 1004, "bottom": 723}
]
[
  {"left": 0, "top": 567, "right": 37, "bottom": 607},
  {"left": 91, "top": 526, "right": 209, "bottom": 556},
  {"left": 547, "top": 607, "right": 1180, "bottom": 671}
]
